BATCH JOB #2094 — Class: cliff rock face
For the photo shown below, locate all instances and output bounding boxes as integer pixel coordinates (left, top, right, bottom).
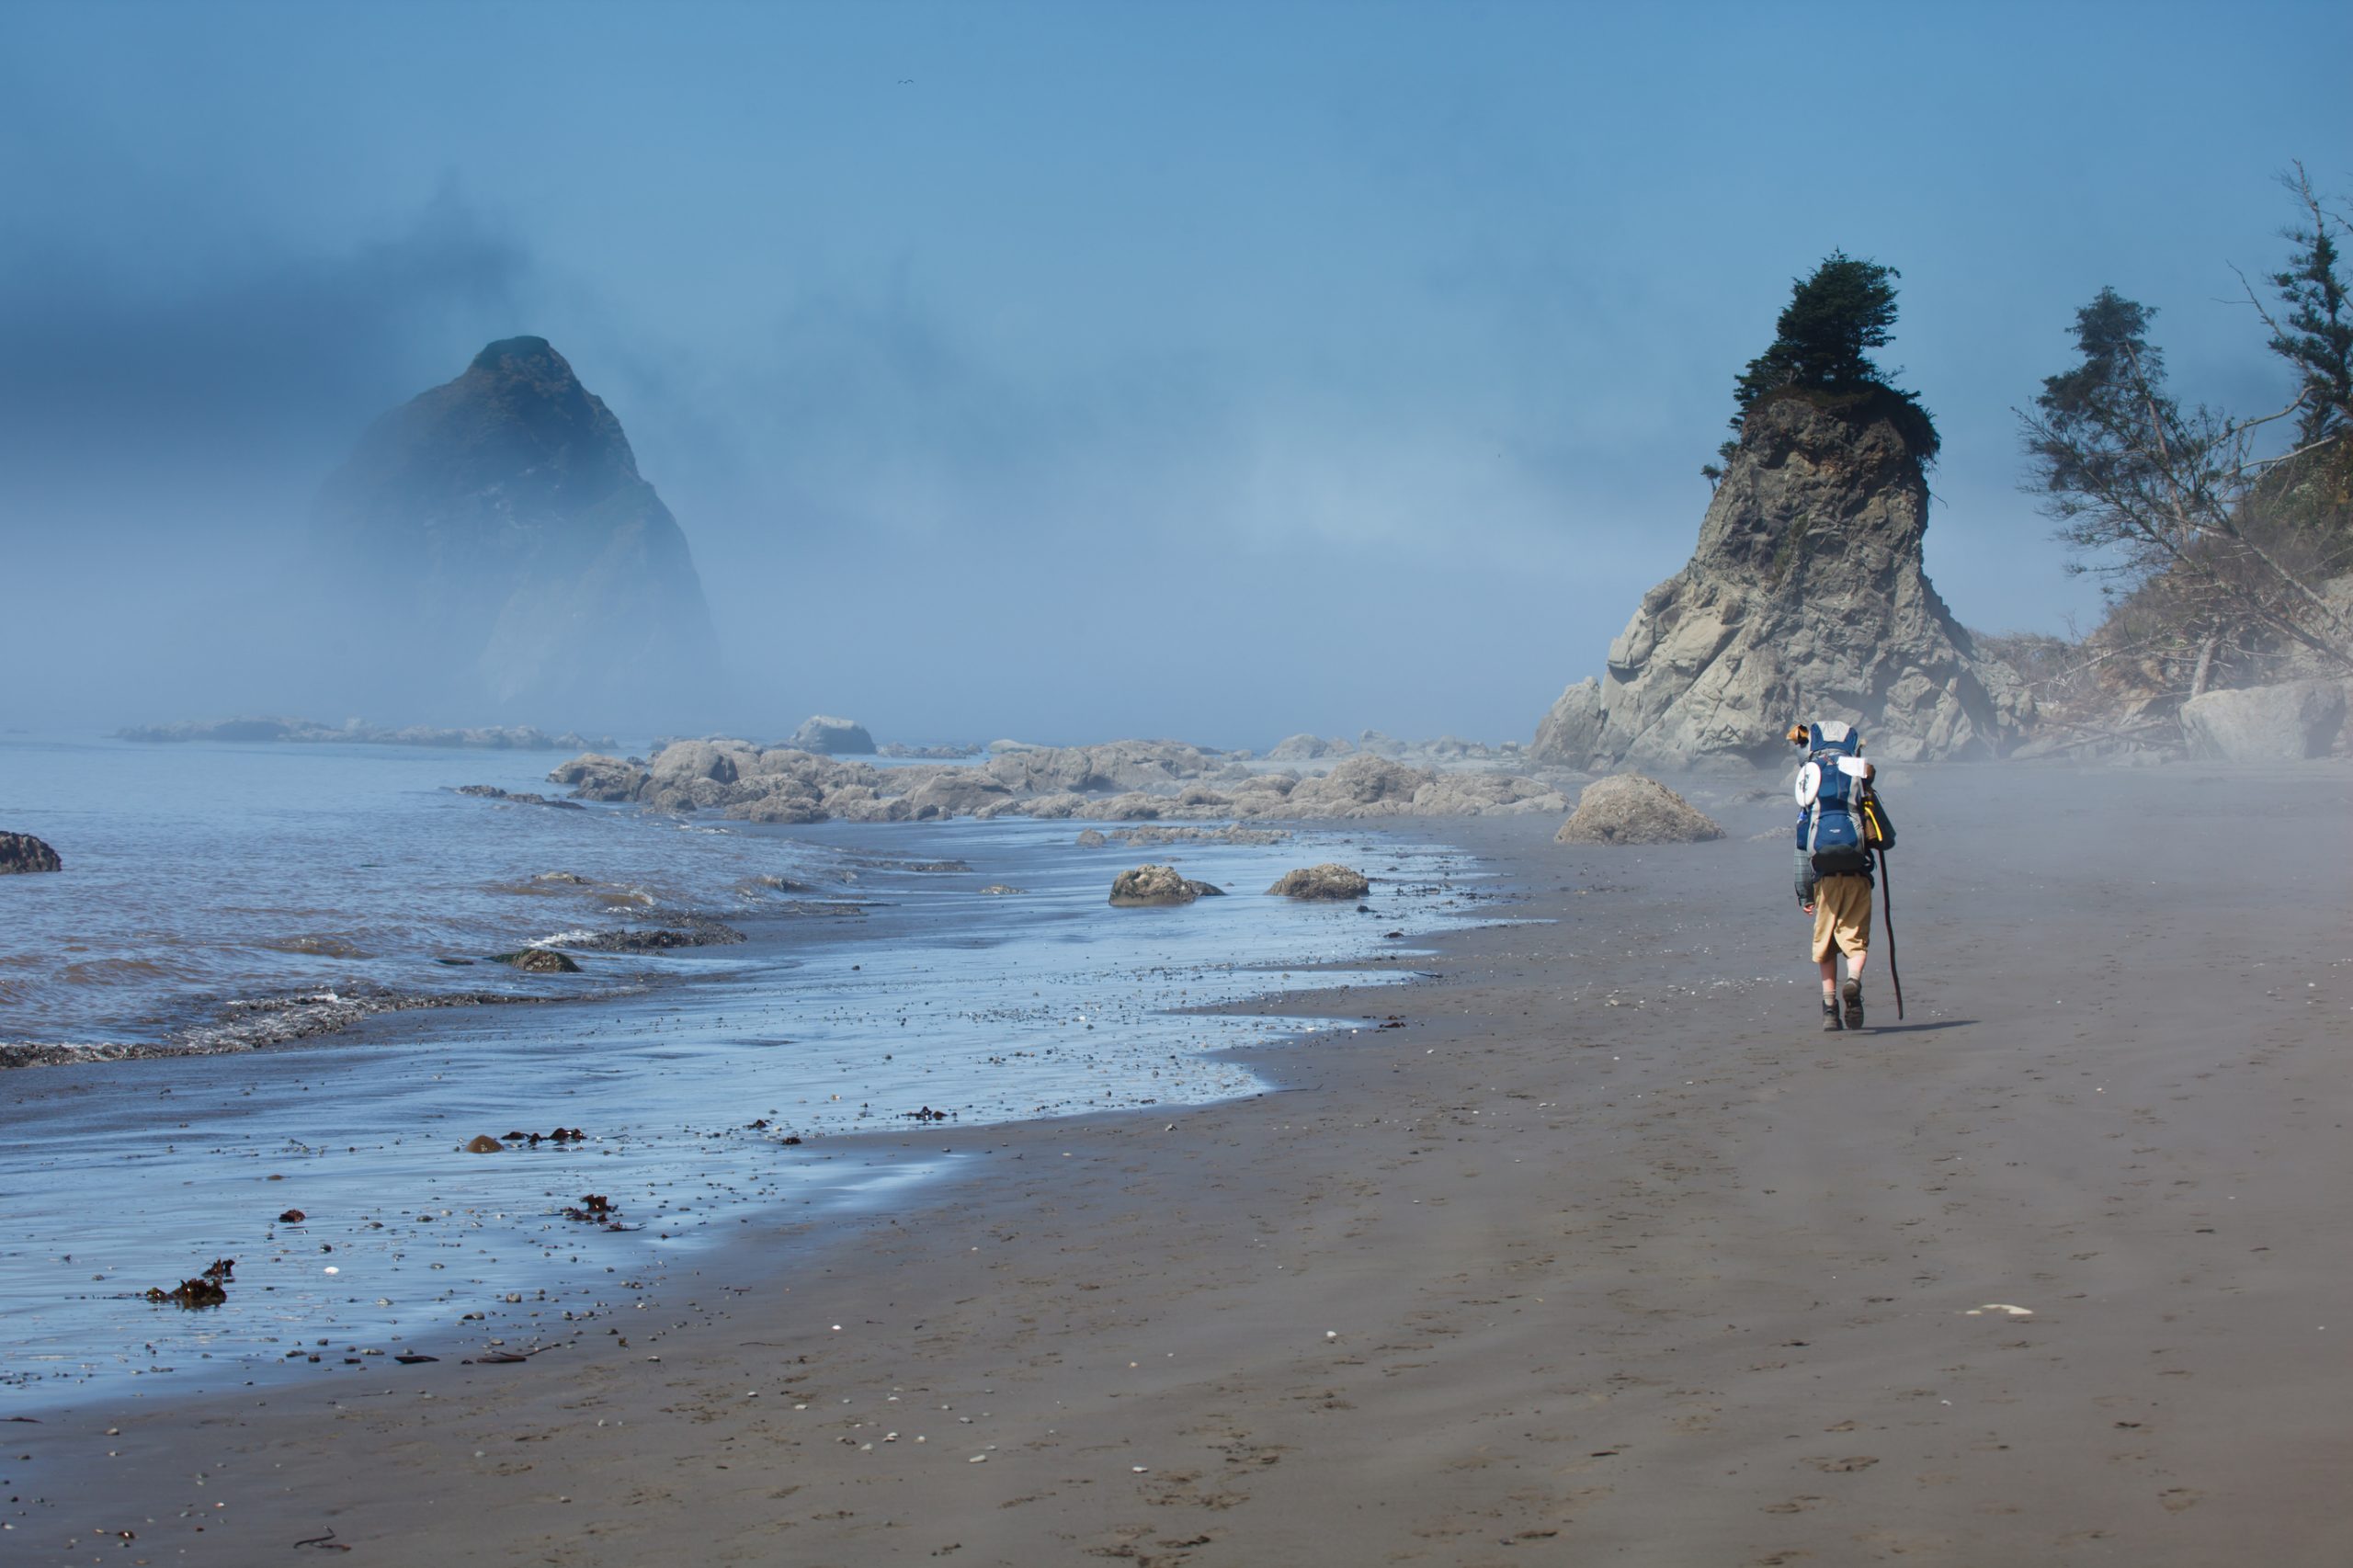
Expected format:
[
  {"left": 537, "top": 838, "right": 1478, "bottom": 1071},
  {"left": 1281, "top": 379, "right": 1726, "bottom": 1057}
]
[
  {"left": 313, "top": 337, "right": 718, "bottom": 723},
  {"left": 1534, "top": 390, "right": 2029, "bottom": 769}
]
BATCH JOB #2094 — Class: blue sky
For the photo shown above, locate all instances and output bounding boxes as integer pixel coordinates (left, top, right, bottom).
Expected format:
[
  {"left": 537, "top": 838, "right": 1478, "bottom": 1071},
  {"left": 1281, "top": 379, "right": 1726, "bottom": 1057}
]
[{"left": 3, "top": 1, "right": 2347, "bottom": 742}]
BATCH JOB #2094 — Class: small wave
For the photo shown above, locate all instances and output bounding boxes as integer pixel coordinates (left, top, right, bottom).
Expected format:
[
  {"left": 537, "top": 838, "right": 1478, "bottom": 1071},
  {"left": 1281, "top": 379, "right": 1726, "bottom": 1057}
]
[
  {"left": 57, "top": 956, "right": 201, "bottom": 985},
  {"left": 558, "top": 920, "right": 748, "bottom": 953},
  {"left": 254, "top": 934, "right": 372, "bottom": 959}
]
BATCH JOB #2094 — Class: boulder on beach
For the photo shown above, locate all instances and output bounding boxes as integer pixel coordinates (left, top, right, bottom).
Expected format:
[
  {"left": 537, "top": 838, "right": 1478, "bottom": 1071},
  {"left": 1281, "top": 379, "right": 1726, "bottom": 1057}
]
[
  {"left": 904, "top": 773, "right": 1016, "bottom": 820},
  {"left": 2178, "top": 680, "right": 2347, "bottom": 762},
  {"left": 1266, "top": 863, "right": 1371, "bottom": 900},
  {"left": 1108, "top": 865, "right": 1225, "bottom": 906},
  {"left": 789, "top": 715, "right": 876, "bottom": 755},
  {"left": 1284, "top": 755, "right": 1432, "bottom": 814},
  {"left": 1, "top": 832, "right": 63, "bottom": 874},
  {"left": 494, "top": 948, "right": 582, "bottom": 973},
  {"left": 638, "top": 739, "right": 759, "bottom": 811},
  {"left": 1554, "top": 775, "right": 1725, "bottom": 846}
]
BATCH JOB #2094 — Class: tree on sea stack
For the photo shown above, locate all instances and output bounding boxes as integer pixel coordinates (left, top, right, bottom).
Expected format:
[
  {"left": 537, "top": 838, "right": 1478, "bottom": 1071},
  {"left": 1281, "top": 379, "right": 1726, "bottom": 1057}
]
[{"left": 1704, "top": 252, "right": 1937, "bottom": 485}]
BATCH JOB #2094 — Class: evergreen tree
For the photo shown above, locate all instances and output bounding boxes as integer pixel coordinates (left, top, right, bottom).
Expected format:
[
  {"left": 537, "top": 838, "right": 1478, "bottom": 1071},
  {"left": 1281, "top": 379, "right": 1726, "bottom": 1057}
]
[
  {"left": 2264, "top": 164, "right": 2353, "bottom": 449},
  {"left": 1730, "top": 251, "right": 1905, "bottom": 425}
]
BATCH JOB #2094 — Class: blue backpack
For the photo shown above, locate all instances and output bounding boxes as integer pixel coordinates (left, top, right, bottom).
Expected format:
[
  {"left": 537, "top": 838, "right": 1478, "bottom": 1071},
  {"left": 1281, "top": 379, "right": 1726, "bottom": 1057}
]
[{"left": 1800, "top": 722, "right": 1889, "bottom": 876}]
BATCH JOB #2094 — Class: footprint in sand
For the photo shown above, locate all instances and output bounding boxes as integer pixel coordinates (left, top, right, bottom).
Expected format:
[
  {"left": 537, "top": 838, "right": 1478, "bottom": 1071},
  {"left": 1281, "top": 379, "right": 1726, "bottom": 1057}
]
[
  {"left": 1807, "top": 1455, "right": 1880, "bottom": 1472},
  {"left": 2159, "top": 1486, "right": 2202, "bottom": 1512}
]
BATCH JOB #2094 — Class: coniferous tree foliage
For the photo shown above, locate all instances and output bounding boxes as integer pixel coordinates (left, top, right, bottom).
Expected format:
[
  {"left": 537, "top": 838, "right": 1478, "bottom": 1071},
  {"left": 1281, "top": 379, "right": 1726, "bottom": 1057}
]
[
  {"left": 1704, "top": 251, "right": 1936, "bottom": 485},
  {"left": 2262, "top": 163, "right": 2353, "bottom": 449},
  {"left": 2017, "top": 171, "right": 2353, "bottom": 706}
]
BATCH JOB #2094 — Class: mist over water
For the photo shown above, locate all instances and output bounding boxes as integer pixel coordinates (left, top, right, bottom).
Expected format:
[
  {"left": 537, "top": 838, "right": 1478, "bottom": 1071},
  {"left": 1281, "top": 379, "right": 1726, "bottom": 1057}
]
[{"left": 5, "top": 5, "right": 2344, "bottom": 743}]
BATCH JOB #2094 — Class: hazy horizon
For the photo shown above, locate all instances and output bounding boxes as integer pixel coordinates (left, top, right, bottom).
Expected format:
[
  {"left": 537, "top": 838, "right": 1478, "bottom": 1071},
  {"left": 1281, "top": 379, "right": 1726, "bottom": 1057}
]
[{"left": 4, "top": 1, "right": 2347, "bottom": 748}]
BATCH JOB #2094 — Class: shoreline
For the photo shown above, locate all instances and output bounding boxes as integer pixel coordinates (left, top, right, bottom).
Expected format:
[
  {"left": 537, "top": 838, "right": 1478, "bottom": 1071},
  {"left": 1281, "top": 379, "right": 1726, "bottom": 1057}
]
[
  {"left": 0, "top": 813, "right": 1487, "bottom": 1415},
  {"left": 13, "top": 763, "right": 2352, "bottom": 1564}
]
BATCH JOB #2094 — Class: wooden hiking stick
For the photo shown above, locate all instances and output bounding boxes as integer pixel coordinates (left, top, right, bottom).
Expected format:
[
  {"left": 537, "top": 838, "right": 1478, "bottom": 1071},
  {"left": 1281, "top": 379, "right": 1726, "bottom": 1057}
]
[{"left": 1877, "top": 846, "right": 1904, "bottom": 1020}]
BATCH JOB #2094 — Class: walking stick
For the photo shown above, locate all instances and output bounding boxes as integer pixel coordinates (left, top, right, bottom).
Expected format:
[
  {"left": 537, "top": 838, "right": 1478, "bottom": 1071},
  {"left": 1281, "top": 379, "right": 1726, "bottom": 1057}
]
[{"left": 1877, "top": 846, "right": 1904, "bottom": 1020}]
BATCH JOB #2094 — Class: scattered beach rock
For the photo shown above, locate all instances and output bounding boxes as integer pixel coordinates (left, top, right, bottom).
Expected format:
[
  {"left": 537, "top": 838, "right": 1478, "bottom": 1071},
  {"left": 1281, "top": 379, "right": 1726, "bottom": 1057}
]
[
  {"left": 1075, "top": 829, "right": 1109, "bottom": 847},
  {"left": 0, "top": 831, "right": 63, "bottom": 874},
  {"left": 1554, "top": 774, "right": 1726, "bottom": 845},
  {"left": 494, "top": 948, "right": 582, "bottom": 973},
  {"left": 978, "top": 884, "right": 1026, "bottom": 895},
  {"left": 1107, "top": 824, "right": 1291, "bottom": 846},
  {"left": 454, "top": 785, "right": 585, "bottom": 810},
  {"left": 1266, "top": 864, "right": 1373, "bottom": 900},
  {"left": 2178, "top": 679, "right": 2348, "bottom": 762},
  {"left": 789, "top": 715, "right": 877, "bottom": 755},
  {"left": 1108, "top": 865, "right": 1225, "bottom": 906},
  {"left": 463, "top": 1134, "right": 505, "bottom": 1153},
  {"left": 1267, "top": 733, "right": 1356, "bottom": 761},
  {"left": 904, "top": 773, "right": 1017, "bottom": 820},
  {"left": 1287, "top": 755, "right": 1430, "bottom": 813},
  {"left": 549, "top": 753, "right": 650, "bottom": 801}
]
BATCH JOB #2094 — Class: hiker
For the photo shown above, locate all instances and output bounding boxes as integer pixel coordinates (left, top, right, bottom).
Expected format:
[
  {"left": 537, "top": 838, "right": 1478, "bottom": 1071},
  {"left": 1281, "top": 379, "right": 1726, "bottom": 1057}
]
[{"left": 1791, "top": 720, "right": 1884, "bottom": 1030}]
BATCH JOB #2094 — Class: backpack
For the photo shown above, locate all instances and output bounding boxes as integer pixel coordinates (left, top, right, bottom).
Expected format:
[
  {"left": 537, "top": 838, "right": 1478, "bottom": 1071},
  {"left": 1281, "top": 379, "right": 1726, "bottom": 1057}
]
[{"left": 1801, "top": 722, "right": 1882, "bottom": 876}]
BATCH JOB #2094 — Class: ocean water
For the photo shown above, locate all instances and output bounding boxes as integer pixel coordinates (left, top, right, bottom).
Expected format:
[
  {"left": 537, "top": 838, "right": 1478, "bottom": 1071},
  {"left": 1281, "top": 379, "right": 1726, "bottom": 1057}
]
[{"left": 0, "top": 735, "right": 1495, "bottom": 1405}]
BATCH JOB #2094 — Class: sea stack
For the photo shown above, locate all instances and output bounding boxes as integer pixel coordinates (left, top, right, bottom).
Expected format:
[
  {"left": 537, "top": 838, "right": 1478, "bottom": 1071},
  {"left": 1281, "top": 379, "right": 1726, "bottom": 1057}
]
[
  {"left": 311, "top": 337, "right": 719, "bottom": 724},
  {"left": 1533, "top": 388, "right": 2029, "bottom": 768}
]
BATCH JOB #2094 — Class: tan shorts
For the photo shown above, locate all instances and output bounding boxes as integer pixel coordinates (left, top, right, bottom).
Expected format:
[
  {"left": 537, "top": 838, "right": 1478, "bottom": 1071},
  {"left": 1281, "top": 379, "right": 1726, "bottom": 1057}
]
[{"left": 1811, "top": 875, "right": 1872, "bottom": 962}]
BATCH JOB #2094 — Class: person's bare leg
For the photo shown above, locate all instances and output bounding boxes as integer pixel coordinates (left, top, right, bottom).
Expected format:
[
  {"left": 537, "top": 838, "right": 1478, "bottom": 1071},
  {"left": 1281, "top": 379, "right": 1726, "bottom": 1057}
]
[
  {"left": 1819, "top": 956, "right": 1838, "bottom": 1001},
  {"left": 1848, "top": 950, "right": 1868, "bottom": 983}
]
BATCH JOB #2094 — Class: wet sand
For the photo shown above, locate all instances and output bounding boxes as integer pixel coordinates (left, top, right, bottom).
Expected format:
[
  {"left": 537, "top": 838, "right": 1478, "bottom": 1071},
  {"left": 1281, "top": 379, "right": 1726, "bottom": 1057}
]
[{"left": 15, "top": 762, "right": 2352, "bottom": 1566}]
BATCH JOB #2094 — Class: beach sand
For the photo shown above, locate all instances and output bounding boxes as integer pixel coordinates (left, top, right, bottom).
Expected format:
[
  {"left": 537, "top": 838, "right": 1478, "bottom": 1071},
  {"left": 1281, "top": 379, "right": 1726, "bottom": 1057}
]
[{"left": 16, "top": 762, "right": 2351, "bottom": 1566}]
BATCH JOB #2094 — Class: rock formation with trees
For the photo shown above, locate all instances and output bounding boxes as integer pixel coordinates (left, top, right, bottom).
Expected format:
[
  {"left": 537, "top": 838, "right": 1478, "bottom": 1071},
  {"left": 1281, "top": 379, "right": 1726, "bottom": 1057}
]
[{"left": 1537, "top": 254, "right": 2029, "bottom": 769}]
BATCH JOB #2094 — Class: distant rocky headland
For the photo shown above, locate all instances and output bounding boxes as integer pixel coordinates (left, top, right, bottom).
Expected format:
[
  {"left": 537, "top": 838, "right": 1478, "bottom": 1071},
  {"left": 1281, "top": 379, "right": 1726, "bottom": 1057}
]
[
  {"left": 311, "top": 336, "right": 719, "bottom": 726},
  {"left": 119, "top": 717, "right": 615, "bottom": 750}
]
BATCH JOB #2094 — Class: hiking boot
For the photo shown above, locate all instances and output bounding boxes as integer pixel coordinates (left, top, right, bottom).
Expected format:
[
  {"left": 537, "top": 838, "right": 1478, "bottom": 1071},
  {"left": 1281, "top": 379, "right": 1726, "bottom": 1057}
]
[
  {"left": 1821, "top": 997, "right": 1843, "bottom": 1032},
  {"left": 1841, "top": 978, "right": 1864, "bottom": 1030}
]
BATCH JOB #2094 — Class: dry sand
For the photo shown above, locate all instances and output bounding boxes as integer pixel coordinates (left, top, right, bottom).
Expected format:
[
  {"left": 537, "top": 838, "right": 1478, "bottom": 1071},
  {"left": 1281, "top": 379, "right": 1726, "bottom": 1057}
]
[{"left": 15, "top": 762, "right": 2352, "bottom": 1566}]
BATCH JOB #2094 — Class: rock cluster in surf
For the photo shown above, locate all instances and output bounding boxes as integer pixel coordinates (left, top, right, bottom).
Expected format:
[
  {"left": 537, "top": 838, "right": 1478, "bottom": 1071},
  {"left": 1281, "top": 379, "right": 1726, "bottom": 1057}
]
[{"left": 548, "top": 738, "right": 1573, "bottom": 824}]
